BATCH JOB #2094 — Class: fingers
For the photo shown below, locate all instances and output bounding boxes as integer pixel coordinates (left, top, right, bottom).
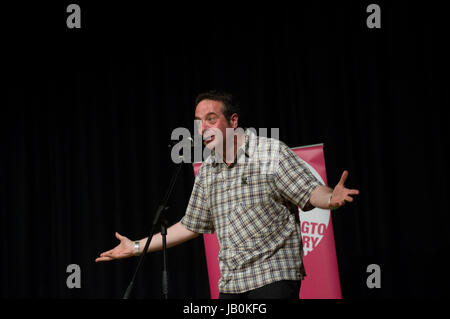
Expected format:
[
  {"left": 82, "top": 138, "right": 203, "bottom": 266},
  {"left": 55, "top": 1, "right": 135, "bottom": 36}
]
[
  {"left": 331, "top": 173, "right": 360, "bottom": 209},
  {"left": 95, "top": 232, "right": 125, "bottom": 263},
  {"left": 95, "top": 249, "right": 118, "bottom": 262},
  {"left": 338, "top": 170, "right": 349, "bottom": 186},
  {"left": 100, "top": 250, "right": 113, "bottom": 257},
  {"left": 343, "top": 190, "right": 359, "bottom": 202},
  {"left": 95, "top": 256, "right": 113, "bottom": 262},
  {"left": 95, "top": 249, "right": 114, "bottom": 262},
  {"left": 332, "top": 194, "right": 357, "bottom": 208}
]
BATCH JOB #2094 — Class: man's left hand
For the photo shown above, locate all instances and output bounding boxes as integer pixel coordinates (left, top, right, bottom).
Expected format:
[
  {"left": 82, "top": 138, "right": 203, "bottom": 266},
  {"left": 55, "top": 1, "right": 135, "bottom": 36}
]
[{"left": 330, "top": 170, "right": 360, "bottom": 209}]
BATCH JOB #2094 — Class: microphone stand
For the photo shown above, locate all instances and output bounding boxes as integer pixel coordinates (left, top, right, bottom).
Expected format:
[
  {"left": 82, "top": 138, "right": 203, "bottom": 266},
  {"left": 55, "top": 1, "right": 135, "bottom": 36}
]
[
  {"left": 122, "top": 160, "right": 183, "bottom": 299},
  {"left": 161, "top": 218, "right": 169, "bottom": 299}
]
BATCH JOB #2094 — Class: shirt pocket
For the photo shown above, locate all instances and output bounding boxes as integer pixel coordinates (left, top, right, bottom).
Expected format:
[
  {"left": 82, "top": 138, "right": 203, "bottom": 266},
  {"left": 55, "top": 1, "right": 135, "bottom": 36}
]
[
  {"left": 234, "top": 174, "right": 273, "bottom": 206},
  {"left": 226, "top": 200, "right": 285, "bottom": 249}
]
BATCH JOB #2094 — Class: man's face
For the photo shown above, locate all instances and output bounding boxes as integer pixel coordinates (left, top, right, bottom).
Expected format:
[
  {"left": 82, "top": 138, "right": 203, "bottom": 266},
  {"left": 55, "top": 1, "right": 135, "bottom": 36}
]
[{"left": 194, "top": 99, "right": 238, "bottom": 150}]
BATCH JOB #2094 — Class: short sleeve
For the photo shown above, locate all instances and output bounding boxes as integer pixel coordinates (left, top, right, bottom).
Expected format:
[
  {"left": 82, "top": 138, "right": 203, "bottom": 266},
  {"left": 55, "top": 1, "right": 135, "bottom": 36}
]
[
  {"left": 274, "top": 143, "right": 323, "bottom": 210},
  {"left": 180, "top": 167, "right": 215, "bottom": 234}
]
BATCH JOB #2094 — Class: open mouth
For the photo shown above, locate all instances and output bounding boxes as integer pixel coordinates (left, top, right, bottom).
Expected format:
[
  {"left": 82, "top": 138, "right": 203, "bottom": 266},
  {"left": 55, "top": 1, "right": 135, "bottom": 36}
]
[
  {"left": 202, "top": 129, "right": 216, "bottom": 144},
  {"left": 203, "top": 135, "right": 215, "bottom": 144}
]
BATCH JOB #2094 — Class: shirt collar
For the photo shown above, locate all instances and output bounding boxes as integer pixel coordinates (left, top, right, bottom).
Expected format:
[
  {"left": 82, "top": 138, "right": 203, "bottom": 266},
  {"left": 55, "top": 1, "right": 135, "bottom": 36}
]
[{"left": 210, "top": 128, "right": 256, "bottom": 167}]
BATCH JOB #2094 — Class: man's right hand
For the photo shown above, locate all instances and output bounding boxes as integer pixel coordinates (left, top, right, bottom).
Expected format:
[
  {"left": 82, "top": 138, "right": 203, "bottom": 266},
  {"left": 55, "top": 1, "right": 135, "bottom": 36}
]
[
  {"left": 95, "top": 222, "right": 199, "bottom": 263},
  {"left": 95, "top": 232, "right": 135, "bottom": 262}
]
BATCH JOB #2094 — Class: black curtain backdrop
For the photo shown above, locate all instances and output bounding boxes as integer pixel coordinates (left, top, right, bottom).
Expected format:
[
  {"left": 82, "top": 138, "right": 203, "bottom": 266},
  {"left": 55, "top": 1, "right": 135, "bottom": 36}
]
[{"left": 1, "top": 1, "right": 449, "bottom": 299}]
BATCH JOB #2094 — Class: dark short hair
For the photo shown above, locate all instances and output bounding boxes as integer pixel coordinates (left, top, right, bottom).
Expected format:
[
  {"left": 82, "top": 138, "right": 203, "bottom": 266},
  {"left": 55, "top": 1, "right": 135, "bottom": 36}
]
[{"left": 195, "top": 90, "right": 240, "bottom": 122}]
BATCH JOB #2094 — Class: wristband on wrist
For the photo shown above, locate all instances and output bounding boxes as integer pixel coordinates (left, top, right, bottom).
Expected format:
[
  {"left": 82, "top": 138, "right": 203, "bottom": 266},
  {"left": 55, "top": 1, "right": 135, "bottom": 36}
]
[
  {"left": 134, "top": 241, "right": 140, "bottom": 256},
  {"left": 328, "top": 193, "right": 338, "bottom": 210}
]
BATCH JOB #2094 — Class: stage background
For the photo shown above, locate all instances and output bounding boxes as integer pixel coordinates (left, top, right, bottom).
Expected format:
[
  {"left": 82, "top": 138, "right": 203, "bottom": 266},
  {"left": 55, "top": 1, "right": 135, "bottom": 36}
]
[{"left": 1, "top": 1, "right": 449, "bottom": 298}]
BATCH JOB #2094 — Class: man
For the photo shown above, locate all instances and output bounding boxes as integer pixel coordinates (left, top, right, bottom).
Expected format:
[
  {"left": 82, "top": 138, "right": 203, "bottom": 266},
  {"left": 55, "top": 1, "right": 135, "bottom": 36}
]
[{"left": 96, "top": 91, "right": 359, "bottom": 299}]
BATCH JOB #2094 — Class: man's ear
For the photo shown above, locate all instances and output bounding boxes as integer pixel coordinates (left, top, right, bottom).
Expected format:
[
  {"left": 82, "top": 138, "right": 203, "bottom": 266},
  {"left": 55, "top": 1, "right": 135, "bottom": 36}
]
[{"left": 229, "top": 113, "right": 239, "bottom": 128}]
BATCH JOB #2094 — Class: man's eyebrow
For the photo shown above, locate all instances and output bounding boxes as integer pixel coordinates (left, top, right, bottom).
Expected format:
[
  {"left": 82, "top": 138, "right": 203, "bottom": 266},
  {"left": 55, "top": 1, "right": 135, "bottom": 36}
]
[{"left": 195, "top": 112, "right": 218, "bottom": 120}]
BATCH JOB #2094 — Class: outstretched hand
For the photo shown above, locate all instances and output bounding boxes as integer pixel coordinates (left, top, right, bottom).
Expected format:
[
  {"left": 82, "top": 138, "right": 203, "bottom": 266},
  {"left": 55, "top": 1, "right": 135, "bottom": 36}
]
[
  {"left": 330, "top": 170, "right": 360, "bottom": 209},
  {"left": 95, "top": 232, "right": 135, "bottom": 262}
]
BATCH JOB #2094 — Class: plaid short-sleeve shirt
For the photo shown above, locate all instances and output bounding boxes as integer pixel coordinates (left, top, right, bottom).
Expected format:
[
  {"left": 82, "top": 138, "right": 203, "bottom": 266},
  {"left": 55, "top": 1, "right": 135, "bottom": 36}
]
[{"left": 180, "top": 130, "right": 322, "bottom": 294}]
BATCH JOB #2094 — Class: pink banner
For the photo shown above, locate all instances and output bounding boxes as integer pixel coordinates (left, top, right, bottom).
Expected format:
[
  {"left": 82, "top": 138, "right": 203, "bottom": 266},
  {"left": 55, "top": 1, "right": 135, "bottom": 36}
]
[{"left": 193, "top": 144, "right": 341, "bottom": 299}]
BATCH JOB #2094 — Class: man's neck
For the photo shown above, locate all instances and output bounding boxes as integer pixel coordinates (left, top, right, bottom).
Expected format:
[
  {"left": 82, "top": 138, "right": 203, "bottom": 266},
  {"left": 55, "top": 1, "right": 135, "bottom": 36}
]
[{"left": 221, "top": 132, "right": 246, "bottom": 166}]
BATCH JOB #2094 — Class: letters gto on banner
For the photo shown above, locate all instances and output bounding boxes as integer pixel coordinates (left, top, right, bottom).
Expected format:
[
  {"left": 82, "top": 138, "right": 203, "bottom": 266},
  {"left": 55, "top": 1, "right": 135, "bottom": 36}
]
[{"left": 192, "top": 144, "right": 341, "bottom": 299}]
